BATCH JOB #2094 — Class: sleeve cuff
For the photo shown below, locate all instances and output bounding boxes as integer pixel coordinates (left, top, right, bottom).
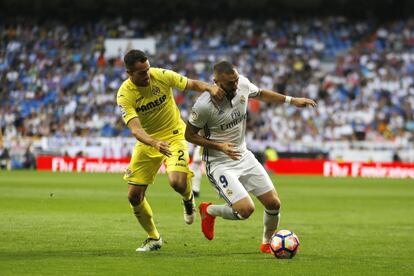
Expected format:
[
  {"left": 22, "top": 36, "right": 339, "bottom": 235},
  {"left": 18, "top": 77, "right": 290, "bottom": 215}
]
[
  {"left": 125, "top": 116, "right": 139, "bottom": 125},
  {"left": 187, "top": 120, "right": 203, "bottom": 130}
]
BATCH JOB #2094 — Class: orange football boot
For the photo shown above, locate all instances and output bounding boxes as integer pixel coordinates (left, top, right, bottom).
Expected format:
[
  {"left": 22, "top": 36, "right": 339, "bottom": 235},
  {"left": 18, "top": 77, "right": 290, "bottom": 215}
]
[
  {"left": 198, "top": 202, "right": 216, "bottom": 240},
  {"left": 260, "top": 243, "right": 272, "bottom": 254}
]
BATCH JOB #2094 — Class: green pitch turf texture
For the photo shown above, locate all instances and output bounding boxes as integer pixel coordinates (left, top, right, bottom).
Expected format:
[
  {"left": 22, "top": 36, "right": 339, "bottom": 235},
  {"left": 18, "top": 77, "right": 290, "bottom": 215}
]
[{"left": 0, "top": 171, "right": 413, "bottom": 275}]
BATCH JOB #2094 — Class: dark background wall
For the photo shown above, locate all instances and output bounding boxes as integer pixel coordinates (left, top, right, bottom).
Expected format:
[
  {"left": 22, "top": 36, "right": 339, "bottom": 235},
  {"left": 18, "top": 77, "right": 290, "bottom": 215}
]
[{"left": 0, "top": 0, "right": 413, "bottom": 21}]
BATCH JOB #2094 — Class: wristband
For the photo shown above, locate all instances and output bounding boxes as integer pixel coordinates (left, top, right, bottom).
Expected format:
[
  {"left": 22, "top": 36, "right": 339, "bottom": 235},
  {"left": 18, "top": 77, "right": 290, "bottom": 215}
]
[{"left": 285, "top": 96, "right": 292, "bottom": 104}]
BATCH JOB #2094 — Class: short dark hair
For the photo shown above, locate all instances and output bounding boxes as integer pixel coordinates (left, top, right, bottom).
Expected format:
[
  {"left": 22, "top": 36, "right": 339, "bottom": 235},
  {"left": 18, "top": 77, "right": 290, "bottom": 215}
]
[
  {"left": 213, "top": 61, "right": 235, "bottom": 75},
  {"left": 124, "top": 49, "right": 148, "bottom": 70}
]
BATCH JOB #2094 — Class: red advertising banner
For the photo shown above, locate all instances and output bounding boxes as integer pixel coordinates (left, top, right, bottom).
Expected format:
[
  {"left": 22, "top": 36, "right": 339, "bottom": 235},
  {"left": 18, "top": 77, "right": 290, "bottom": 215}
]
[
  {"left": 37, "top": 156, "right": 131, "bottom": 173},
  {"left": 267, "top": 159, "right": 414, "bottom": 178},
  {"left": 265, "top": 159, "right": 324, "bottom": 175},
  {"left": 37, "top": 156, "right": 414, "bottom": 178}
]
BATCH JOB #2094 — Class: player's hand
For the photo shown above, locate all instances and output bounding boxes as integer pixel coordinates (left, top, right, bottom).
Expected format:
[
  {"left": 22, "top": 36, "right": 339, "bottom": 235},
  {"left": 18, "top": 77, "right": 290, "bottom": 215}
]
[
  {"left": 291, "top": 97, "right": 317, "bottom": 108},
  {"left": 219, "top": 142, "right": 241, "bottom": 160},
  {"left": 209, "top": 85, "right": 226, "bottom": 102},
  {"left": 153, "top": 141, "right": 171, "bottom": 157}
]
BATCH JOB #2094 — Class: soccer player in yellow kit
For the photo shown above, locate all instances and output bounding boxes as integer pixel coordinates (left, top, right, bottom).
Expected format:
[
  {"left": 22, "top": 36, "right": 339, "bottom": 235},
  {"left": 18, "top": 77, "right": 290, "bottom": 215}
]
[{"left": 117, "top": 49, "right": 225, "bottom": 252}]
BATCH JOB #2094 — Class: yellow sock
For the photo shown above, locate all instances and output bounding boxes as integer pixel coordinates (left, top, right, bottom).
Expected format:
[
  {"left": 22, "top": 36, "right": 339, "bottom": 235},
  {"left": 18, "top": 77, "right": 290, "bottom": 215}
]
[
  {"left": 131, "top": 198, "right": 160, "bottom": 239},
  {"left": 182, "top": 173, "right": 193, "bottom": 201}
]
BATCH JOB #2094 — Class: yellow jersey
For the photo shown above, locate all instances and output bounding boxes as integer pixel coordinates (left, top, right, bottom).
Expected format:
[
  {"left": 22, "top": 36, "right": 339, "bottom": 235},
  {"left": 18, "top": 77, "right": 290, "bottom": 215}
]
[{"left": 117, "top": 68, "right": 188, "bottom": 141}]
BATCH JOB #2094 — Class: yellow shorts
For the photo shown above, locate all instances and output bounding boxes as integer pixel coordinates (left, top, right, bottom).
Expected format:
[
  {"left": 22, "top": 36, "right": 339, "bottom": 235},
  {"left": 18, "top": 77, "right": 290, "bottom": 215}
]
[{"left": 124, "top": 139, "right": 193, "bottom": 185}]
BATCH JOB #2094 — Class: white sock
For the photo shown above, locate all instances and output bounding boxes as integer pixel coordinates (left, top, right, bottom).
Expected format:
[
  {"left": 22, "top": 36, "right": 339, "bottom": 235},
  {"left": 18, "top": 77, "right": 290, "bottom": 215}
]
[
  {"left": 207, "top": 204, "right": 242, "bottom": 220},
  {"left": 192, "top": 163, "right": 202, "bottom": 193},
  {"left": 263, "top": 209, "right": 280, "bottom": 244}
]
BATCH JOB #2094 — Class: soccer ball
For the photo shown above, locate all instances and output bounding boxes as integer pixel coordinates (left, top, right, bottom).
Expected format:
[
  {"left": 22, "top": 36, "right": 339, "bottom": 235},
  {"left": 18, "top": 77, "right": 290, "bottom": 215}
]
[{"left": 270, "top": 230, "right": 300, "bottom": 259}]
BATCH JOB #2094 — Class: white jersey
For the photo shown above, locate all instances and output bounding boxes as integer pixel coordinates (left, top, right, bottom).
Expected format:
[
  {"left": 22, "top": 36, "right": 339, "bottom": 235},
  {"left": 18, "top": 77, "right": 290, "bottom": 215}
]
[{"left": 188, "top": 75, "right": 260, "bottom": 163}]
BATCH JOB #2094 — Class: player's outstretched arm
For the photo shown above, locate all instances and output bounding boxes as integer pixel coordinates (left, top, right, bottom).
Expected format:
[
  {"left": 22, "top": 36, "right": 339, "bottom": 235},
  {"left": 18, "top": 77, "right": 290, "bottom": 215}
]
[
  {"left": 127, "top": 117, "right": 171, "bottom": 157},
  {"left": 185, "top": 122, "right": 241, "bottom": 160},
  {"left": 254, "top": 89, "right": 317, "bottom": 108},
  {"left": 186, "top": 79, "right": 226, "bottom": 102}
]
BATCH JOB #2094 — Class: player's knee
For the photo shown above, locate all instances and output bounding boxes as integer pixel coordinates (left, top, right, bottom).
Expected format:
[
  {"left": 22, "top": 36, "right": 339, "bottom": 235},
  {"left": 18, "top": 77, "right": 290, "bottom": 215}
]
[
  {"left": 264, "top": 195, "right": 281, "bottom": 211},
  {"left": 269, "top": 197, "right": 281, "bottom": 211},
  {"left": 128, "top": 192, "right": 144, "bottom": 206},
  {"left": 169, "top": 180, "right": 186, "bottom": 194}
]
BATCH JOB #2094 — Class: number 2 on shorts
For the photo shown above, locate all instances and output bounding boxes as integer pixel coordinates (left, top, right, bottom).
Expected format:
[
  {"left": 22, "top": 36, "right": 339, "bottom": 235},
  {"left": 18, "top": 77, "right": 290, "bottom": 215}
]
[{"left": 178, "top": 150, "right": 185, "bottom": 161}]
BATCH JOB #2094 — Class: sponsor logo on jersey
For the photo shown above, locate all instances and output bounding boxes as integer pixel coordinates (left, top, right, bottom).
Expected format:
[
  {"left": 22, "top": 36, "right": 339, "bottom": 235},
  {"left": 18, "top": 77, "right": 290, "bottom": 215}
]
[
  {"left": 220, "top": 113, "right": 247, "bottom": 130},
  {"left": 231, "top": 110, "right": 241, "bottom": 120},
  {"left": 136, "top": 95, "right": 167, "bottom": 113}
]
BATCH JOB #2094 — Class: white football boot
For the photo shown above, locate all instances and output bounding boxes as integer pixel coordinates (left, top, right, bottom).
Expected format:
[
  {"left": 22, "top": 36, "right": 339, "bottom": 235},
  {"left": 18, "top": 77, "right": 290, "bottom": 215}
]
[{"left": 136, "top": 237, "right": 163, "bottom": 252}]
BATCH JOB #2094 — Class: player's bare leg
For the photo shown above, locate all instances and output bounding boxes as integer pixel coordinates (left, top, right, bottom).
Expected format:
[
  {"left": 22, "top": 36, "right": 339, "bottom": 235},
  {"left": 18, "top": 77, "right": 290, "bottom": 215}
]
[
  {"left": 168, "top": 171, "right": 196, "bottom": 224},
  {"left": 128, "top": 184, "right": 162, "bottom": 252},
  {"left": 199, "top": 196, "right": 255, "bottom": 240},
  {"left": 256, "top": 188, "right": 281, "bottom": 253}
]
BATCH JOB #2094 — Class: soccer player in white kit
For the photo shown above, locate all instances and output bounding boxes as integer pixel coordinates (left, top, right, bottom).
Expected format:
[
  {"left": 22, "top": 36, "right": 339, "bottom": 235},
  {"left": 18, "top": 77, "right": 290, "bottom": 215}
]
[{"left": 185, "top": 61, "right": 316, "bottom": 253}]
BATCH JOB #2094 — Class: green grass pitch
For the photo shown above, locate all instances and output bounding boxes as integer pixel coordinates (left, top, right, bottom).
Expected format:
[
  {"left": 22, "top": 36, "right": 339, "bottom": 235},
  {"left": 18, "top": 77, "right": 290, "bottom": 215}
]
[{"left": 0, "top": 171, "right": 413, "bottom": 275}]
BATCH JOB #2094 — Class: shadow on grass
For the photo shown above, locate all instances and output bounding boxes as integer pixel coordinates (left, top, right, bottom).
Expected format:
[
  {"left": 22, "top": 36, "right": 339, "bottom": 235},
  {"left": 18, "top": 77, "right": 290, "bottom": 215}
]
[{"left": 0, "top": 249, "right": 263, "bottom": 260}]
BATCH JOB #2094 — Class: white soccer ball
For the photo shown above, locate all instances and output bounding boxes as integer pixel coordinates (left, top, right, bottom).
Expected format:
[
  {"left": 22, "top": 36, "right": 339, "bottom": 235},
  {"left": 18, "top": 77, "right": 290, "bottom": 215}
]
[{"left": 270, "top": 230, "right": 300, "bottom": 259}]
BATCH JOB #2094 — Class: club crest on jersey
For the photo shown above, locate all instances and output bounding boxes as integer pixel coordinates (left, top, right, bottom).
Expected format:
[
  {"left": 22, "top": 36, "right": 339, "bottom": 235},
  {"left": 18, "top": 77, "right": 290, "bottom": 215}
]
[
  {"left": 152, "top": 86, "right": 161, "bottom": 95},
  {"left": 240, "top": 95, "right": 246, "bottom": 104},
  {"left": 226, "top": 188, "right": 233, "bottom": 197}
]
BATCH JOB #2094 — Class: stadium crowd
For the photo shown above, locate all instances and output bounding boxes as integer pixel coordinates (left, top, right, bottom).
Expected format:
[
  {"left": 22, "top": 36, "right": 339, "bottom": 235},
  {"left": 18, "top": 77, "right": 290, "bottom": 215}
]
[{"left": 1, "top": 17, "right": 413, "bottom": 155}]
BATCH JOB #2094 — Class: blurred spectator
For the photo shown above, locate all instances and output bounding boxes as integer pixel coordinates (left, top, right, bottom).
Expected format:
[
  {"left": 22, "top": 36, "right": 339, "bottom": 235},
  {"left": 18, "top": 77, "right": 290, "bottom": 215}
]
[
  {"left": 0, "top": 145, "right": 11, "bottom": 170},
  {"left": 392, "top": 150, "right": 401, "bottom": 162},
  {"left": 23, "top": 146, "right": 36, "bottom": 169}
]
